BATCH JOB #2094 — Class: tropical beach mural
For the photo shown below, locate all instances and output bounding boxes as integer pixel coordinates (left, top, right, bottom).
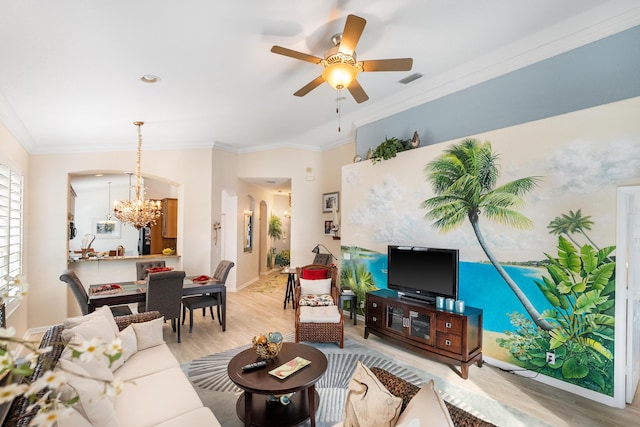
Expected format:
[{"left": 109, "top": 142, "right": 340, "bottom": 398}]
[{"left": 340, "top": 97, "right": 640, "bottom": 398}]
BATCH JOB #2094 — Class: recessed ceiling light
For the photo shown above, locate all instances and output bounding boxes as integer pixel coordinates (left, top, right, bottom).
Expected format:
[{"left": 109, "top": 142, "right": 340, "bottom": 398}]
[{"left": 140, "top": 74, "right": 160, "bottom": 83}]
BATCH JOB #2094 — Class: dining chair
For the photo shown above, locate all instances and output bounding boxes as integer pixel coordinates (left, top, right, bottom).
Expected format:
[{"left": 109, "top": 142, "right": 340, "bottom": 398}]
[
  {"left": 135, "top": 260, "right": 166, "bottom": 280},
  {"left": 60, "top": 270, "right": 133, "bottom": 317},
  {"left": 142, "top": 270, "right": 186, "bottom": 343},
  {"left": 181, "top": 260, "right": 234, "bottom": 333}
]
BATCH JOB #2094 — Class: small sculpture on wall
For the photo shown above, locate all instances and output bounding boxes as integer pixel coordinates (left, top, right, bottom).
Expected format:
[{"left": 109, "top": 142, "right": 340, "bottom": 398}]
[{"left": 213, "top": 221, "right": 221, "bottom": 245}]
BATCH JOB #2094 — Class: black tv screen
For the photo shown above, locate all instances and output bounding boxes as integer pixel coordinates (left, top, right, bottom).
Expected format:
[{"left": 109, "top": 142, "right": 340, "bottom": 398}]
[{"left": 387, "top": 245, "right": 459, "bottom": 302}]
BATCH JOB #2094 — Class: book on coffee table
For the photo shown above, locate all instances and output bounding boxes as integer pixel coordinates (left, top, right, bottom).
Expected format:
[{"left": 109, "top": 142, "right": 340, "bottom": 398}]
[{"left": 268, "top": 357, "right": 311, "bottom": 379}]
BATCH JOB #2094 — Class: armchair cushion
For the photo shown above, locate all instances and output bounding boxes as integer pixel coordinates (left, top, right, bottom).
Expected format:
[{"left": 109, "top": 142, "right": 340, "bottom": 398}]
[
  {"left": 299, "top": 294, "right": 335, "bottom": 307},
  {"left": 301, "top": 269, "right": 328, "bottom": 279},
  {"left": 299, "top": 305, "right": 341, "bottom": 323},
  {"left": 299, "top": 278, "right": 332, "bottom": 295}
]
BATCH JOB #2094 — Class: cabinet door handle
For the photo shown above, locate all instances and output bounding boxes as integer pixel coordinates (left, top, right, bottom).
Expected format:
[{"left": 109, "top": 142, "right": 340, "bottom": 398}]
[
  {"left": 372, "top": 316, "right": 377, "bottom": 322},
  {"left": 372, "top": 303, "right": 377, "bottom": 308},
  {"left": 445, "top": 322, "right": 452, "bottom": 329},
  {"left": 445, "top": 339, "right": 451, "bottom": 346}
]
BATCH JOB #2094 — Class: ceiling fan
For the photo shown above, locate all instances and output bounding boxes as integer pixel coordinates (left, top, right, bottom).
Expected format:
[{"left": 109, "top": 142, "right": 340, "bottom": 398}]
[{"left": 271, "top": 14, "right": 413, "bottom": 104}]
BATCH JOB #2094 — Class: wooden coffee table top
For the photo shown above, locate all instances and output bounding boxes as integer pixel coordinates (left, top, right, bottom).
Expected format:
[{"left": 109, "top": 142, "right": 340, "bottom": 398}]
[{"left": 228, "top": 342, "right": 327, "bottom": 395}]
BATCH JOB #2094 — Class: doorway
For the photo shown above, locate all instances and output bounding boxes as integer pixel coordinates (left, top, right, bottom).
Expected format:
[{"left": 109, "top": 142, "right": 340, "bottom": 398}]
[{"left": 619, "top": 186, "right": 640, "bottom": 404}]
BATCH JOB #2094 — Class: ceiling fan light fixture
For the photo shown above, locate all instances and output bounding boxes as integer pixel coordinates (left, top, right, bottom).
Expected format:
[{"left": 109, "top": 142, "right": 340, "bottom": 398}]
[{"left": 322, "top": 63, "right": 358, "bottom": 90}]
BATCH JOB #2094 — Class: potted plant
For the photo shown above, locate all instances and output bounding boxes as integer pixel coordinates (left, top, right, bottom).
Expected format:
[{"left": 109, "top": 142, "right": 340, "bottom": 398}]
[
  {"left": 370, "top": 136, "right": 412, "bottom": 163},
  {"left": 267, "top": 214, "right": 283, "bottom": 268}
]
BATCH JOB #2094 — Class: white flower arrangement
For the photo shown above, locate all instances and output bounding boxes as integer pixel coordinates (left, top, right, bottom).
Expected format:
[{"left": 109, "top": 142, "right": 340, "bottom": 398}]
[{"left": 0, "top": 274, "right": 124, "bottom": 427}]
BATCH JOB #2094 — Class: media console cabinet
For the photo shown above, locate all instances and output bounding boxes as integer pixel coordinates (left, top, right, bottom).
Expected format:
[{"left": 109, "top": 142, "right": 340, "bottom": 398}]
[{"left": 364, "top": 289, "right": 483, "bottom": 379}]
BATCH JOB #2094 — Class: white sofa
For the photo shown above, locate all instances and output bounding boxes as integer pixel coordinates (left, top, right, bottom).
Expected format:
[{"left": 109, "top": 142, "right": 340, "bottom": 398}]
[{"left": 2, "top": 307, "right": 221, "bottom": 427}]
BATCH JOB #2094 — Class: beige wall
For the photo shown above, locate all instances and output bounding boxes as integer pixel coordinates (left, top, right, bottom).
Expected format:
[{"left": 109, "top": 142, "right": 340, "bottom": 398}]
[{"left": 27, "top": 148, "right": 213, "bottom": 328}]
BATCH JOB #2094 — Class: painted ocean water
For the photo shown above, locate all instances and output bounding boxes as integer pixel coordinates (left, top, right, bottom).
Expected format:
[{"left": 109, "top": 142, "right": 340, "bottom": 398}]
[{"left": 354, "top": 252, "right": 551, "bottom": 333}]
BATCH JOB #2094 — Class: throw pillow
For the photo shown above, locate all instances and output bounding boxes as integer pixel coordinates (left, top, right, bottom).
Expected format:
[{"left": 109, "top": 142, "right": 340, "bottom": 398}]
[
  {"left": 299, "top": 278, "right": 332, "bottom": 296},
  {"left": 109, "top": 325, "right": 138, "bottom": 372},
  {"left": 395, "top": 380, "right": 454, "bottom": 427},
  {"left": 343, "top": 361, "right": 402, "bottom": 427},
  {"left": 301, "top": 268, "right": 328, "bottom": 279},
  {"left": 299, "top": 294, "right": 335, "bottom": 307},
  {"left": 62, "top": 310, "right": 118, "bottom": 344},
  {"left": 131, "top": 316, "right": 165, "bottom": 350},
  {"left": 56, "top": 358, "right": 120, "bottom": 427},
  {"left": 64, "top": 305, "right": 119, "bottom": 336},
  {"left": 60, "top": 331, "right": 115, "bottom": 382}
]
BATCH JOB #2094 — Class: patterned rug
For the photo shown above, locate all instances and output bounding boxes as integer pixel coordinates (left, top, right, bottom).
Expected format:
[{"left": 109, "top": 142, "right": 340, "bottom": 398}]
[
  {"left": 182, "top": 335, "right": 553, "bottom": 427},
  {"left": 246, "top": 270, "right": 288, "bottom": 293}
]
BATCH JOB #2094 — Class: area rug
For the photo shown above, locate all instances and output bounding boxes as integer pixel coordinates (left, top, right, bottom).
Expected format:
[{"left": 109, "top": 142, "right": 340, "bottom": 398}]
[
  {"left": 246, "top": 270, "right": 287, "bottom": 293},
  {"left": 182, "top": 336, "right": 553, "bottom": 427}
]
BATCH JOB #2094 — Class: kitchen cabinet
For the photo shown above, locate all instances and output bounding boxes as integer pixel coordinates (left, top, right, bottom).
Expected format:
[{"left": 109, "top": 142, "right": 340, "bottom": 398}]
[{"left": 162, "top": 198, "right": 177, "bottom": 238}]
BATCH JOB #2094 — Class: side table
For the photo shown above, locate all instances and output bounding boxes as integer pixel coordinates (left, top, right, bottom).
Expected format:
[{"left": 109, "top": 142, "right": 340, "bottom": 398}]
[
  {"left": 281, "top": 266, "right": 296, "bottom": 309},
  {"left": 339, "top": 290, "right": 357, "bottom": 325}
]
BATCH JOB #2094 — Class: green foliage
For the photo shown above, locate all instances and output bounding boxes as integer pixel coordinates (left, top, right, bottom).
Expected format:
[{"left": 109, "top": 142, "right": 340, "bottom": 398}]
[
  {"left": 498, "top": 235, "right": 616, "bottom": 395},
  {"left": 370, "top": 136, "right": 412, "bottom": 164},
  {"left": 268, "top": 214, "right": 283, "bottom": 241},
  {"left": 275, "top": 250, "right": 290, "bottom": 266},
  {"left": 340, "top": 259, "right": 377, "bottom": 314}
]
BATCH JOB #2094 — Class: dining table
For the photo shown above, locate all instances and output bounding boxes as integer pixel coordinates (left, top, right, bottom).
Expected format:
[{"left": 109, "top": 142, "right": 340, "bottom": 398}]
[{"left": 88, "top": 276, "right": 227, "bottom": 331}]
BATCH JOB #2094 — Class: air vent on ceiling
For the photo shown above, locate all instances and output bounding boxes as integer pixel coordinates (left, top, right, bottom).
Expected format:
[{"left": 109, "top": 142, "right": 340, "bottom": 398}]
[{"left": 398, "top": 73, "right": 423, "bottom": 84}]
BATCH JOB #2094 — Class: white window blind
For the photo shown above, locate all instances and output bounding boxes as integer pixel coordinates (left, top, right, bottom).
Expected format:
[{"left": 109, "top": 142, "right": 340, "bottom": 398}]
[{"left": 0, "top": 163, "right": 24, "bottom": 309}]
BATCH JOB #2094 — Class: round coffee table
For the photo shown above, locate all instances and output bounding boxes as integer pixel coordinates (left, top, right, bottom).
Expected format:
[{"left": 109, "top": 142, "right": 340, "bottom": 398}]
[{"left": 228, "top": 342, "right": 328, "bottom": 427}]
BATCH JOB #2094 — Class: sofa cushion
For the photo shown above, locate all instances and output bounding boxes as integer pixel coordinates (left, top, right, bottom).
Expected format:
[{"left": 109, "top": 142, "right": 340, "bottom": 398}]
[
  {"left": 64, "top": 305, "right": 119, "bottom": 336},
  {"left": 60, "top": 331, "right": 115, "bottom": 382},
  {"left": 299, "top": 278, "right": 332, "bottom": 295},
  {"left": 299, "top": 305, "right": 341, "bottom": 323},
  {"left": 114, "top": 366, "right": 204, "bottom": 427},
  {"left": 132, "top": 316, "right": 165, "bottom": 350},
  {"left": 395, "top": 380, "right": 454, "bottom": 427},
  {"left": 62, "top": 309, "right": 118, "bottom": 343},
  {"left": 56, "top": 407, "right": 93, "bottom": 427},
  {"left": 114, "top": 343, "right": 179, "bottom": 382},
  {"left": 56, "top": 358, "right": 120, "bottom": 427},
  {"left": 154, "top": 407, "right": 222, "bottom": 427},
  {"left": 110, "top": 324, "right": 138, "bottom": 372},
  {"left": 343, "top": 361, "right": 402, "bottom": 427}
]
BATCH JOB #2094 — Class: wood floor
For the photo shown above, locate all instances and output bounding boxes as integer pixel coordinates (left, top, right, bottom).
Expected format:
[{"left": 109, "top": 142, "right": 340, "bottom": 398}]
[{"left": 160, "top": 273, "right": 639, "bottom": 427}]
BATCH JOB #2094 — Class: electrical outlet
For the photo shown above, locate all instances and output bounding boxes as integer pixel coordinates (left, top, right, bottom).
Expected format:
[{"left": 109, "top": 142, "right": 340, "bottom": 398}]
[{"left": 546, "top": 352, "right": 555, "bottom": 365}]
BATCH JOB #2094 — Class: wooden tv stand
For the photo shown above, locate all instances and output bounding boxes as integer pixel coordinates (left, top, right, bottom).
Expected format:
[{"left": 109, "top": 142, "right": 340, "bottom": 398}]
[{"left": 364, "top": 289, "right": 483, "bottom": 379}]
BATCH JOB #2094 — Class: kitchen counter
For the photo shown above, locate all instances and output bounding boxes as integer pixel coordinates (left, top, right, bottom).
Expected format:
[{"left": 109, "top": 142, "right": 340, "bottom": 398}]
[{"left": 68, "top": 254, "right": 182, "bottom": 285}]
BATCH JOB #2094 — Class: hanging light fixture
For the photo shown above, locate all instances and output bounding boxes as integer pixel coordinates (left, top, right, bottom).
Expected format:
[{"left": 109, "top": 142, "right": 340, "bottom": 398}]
[{"left": 113, "top": 121, "right": 162, "bottom": 229}]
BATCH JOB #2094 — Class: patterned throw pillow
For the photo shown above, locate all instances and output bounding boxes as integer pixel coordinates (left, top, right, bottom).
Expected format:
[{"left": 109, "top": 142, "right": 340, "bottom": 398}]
[{"left": 299, "top": 294, "right": 335, "bottom": 307}]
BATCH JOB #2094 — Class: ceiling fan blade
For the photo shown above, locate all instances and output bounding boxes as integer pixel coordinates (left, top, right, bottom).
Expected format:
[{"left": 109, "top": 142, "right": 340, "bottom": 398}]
[
  {"left": 294, "top": 76, "right": 325, "bottom": 97},
  {"left": 360, "top": 58, "right": 413, "bottom": 72},
  {"left": 338, "top": 15, "right": 366, "bottom": 56},
  {"left": 348, "top": 80, "right": 369, "bottom": 104},
  {"left": 271, "top": 46, "right": 323, "bottom": 64}
]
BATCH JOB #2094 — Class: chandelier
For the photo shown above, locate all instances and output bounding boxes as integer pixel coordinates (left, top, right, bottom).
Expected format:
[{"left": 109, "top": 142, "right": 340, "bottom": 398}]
[{"left": 113, "top": 121, "right": 162, "bottom": 229}]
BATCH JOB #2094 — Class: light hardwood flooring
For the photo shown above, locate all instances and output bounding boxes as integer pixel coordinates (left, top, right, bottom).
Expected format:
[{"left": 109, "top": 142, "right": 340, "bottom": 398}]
[{"left": 163, "top": 272, "right": 640, "bottom": 427}]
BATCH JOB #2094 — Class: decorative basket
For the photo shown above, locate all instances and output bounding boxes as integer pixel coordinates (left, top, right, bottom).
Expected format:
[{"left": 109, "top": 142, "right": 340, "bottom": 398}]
[{"left": 252, "top": 333, "right": 283, "bottom": 360}]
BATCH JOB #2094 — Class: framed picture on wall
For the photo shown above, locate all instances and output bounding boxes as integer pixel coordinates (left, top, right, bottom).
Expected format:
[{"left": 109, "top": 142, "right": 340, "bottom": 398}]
[
  {"left": 322, "top": 192, "right": 339, "bottom": 213},
  {"left": 324, "top": 220, "right": 333, "bottom": 235},
  {"left": 93, "top": 219, "right": 121, "bottom": 239}
]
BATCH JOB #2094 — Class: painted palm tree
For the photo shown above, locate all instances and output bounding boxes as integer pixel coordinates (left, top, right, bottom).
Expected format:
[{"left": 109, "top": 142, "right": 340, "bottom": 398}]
[
  {"left": 422, "top": 138, "right": 553, "bottom": 330},
  {"left": 561, "top": 209, "right": 599, "bottom": 250},
  {"left": 547, "top": 216, "right": 581, "bottom": 246}
]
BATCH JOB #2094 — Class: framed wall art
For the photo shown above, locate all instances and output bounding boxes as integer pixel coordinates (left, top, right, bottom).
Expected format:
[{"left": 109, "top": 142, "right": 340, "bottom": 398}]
[
  {"left": 93, "top": 219, "right": 121, "bottom": 239},
  {"left": 324, "top": 220, "right": 333, "bottom": 235},
  {"left": 322, "top": 192, "right": 339, "bottom": 213}
]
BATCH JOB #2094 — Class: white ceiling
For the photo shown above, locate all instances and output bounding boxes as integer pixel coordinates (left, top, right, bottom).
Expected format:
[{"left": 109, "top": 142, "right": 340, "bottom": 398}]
[{"left": 1, "top": 1, "right": 638, "bottom": 155}]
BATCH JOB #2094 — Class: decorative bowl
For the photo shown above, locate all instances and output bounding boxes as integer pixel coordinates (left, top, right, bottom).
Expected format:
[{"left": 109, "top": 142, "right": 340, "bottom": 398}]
[{"left": 252, "top": 332, "right": 283, "bottom": 360}]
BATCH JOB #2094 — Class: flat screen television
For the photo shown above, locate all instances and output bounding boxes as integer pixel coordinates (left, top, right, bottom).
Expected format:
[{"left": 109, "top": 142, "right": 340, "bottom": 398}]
[{"left": 387, "top": 245, "right": 459, "bottom": 303}]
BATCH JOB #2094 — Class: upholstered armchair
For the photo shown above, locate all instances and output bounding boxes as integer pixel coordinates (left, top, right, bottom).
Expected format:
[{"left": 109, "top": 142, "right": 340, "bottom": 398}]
[{"left": 294, "top": 264, "right": 344, "bottom": 348}]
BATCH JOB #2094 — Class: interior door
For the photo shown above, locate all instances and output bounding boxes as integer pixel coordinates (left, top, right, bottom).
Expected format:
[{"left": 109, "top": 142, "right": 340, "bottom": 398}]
[{"left": 622, "top": 187, "right": 640, "bottom": 403}]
